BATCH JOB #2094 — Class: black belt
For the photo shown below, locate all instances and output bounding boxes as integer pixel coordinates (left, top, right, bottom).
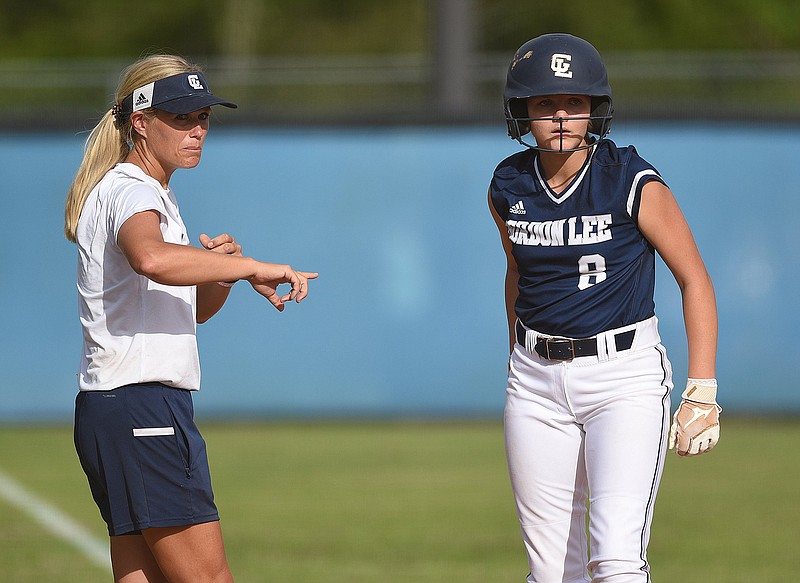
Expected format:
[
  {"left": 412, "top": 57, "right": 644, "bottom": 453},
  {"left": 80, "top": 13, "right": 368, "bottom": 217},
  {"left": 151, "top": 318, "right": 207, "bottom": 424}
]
[{"left": 516, "top": 321, "right": 635, "bottom": 361}]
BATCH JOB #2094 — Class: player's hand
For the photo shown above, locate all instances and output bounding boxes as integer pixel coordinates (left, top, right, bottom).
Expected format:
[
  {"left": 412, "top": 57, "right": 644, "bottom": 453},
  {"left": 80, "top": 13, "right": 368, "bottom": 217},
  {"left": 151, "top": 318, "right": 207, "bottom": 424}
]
[
  {"left": 668, "top": 378, "right": 721, "bottom": 457},
  {"left": 200, "top": 233, "right": 242, "bottom": 257},
  {"left": 249, "top": 263, "right": 318, "bottom": 312}
]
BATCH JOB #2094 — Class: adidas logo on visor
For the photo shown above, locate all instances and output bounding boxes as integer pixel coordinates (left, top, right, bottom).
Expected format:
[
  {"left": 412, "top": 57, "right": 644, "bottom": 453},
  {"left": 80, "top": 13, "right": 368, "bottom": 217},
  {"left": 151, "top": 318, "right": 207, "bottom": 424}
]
[{"left": 132, "top": 82, "right": 155, "bottom": 112}]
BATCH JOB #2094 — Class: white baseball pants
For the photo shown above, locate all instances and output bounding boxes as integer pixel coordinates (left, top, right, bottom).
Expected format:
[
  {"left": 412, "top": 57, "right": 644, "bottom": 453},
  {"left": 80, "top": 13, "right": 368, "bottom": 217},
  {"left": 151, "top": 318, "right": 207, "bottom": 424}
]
[{"left": 505, "top": 317, "right": 672, "bottom": 583}]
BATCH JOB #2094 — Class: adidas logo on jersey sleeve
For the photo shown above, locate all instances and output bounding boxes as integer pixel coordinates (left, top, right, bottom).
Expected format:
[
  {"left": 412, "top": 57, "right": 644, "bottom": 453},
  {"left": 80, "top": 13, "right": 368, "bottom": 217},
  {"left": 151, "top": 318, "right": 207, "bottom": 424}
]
[{"left": 509, "top": 201, "right": 526, "bottom": 215}]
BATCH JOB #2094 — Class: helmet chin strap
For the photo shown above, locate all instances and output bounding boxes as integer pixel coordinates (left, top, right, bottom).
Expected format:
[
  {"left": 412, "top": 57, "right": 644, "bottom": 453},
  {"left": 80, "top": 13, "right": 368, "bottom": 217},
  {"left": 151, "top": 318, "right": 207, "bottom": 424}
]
[{"left": 511, "top": 115, "right": 609, "bottom": 153}]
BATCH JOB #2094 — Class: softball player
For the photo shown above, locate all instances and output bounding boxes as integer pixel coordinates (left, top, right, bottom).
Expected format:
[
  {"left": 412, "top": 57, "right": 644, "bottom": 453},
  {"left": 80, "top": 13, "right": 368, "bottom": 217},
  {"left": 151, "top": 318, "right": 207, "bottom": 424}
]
[
  {"left": 488, "top": 34, "right": 720, "bottom": 582},
  {"left": 65, "top": 54, "right": 317, "bottom": 582}
]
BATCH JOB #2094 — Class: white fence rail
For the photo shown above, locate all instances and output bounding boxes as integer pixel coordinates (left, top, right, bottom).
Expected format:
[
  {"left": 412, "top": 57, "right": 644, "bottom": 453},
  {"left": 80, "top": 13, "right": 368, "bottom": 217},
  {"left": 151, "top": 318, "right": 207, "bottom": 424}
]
[{"left": 2, "top": 51, "right": 799, "bottom": 129}]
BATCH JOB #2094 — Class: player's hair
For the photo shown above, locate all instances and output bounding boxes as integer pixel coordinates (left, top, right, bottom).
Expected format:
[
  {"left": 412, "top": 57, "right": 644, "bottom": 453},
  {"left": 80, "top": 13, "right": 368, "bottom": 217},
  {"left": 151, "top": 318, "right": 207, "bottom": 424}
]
[{"left": 64, "top": 54, "right": 202, "bottom": 243}]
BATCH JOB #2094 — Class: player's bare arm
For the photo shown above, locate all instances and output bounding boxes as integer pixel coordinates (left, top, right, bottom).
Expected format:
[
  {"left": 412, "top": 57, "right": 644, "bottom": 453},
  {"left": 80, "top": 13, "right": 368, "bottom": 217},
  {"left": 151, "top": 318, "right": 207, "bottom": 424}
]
[
  {"left": 637, "top": 181, "right": 718, "bottom": 378},
  {"left": 488, "top": 191, "right": 520, "bottom": 354},
  {"left": 638, "top": 180, "right": 720, "bottom": 456}
]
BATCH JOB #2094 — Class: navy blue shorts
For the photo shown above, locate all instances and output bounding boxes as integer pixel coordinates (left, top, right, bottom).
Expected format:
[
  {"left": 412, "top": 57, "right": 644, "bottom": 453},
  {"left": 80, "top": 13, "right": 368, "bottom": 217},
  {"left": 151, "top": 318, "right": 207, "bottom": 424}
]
[{"left": 74, "top": 383, "right": 219, "bottom": 536}]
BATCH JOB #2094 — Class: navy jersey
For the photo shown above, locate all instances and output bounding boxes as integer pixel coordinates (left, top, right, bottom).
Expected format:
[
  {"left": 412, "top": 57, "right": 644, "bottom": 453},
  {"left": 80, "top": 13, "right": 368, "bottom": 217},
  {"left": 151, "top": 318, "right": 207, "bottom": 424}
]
[{"left": 490, "top": 139, "right": 666, "bottom": 338}]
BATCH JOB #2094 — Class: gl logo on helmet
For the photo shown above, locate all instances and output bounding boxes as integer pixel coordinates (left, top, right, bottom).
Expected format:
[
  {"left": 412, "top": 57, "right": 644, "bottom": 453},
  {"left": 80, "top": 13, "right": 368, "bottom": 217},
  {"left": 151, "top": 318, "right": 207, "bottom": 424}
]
[
  {"left": 550, "top": 54, "right": 573, "bottom": 78},
  {"left": 187, "top": 74, "right": 204, "bottom": 90}
]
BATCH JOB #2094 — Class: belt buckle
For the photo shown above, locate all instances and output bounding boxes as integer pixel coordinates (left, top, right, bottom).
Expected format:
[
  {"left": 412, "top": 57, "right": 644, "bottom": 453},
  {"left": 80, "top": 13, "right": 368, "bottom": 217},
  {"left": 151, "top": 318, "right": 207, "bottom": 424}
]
[{"left": 545, "top": 338, "right": 574, "bottom": 361}]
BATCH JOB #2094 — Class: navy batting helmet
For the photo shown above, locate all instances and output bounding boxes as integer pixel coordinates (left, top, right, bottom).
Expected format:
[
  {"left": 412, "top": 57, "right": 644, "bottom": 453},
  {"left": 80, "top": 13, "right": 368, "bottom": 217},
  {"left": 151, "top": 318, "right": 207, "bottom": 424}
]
[{"left": 504, "top": 34, "right": 613, "bottom": 148}]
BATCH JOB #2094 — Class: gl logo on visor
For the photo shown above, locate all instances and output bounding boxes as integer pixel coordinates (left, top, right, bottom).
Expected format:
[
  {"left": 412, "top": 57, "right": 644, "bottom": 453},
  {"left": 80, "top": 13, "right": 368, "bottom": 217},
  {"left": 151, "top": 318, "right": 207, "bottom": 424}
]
[{"left": 187, "top": 74, "right": 204, "bottom": 90}]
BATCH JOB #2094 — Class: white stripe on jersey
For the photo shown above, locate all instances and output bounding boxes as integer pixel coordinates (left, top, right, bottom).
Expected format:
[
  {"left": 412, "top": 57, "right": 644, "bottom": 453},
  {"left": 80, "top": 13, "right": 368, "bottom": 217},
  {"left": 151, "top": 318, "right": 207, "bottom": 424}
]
[{"left": 627, "top": 169, "right": 661, "bottom": 218}]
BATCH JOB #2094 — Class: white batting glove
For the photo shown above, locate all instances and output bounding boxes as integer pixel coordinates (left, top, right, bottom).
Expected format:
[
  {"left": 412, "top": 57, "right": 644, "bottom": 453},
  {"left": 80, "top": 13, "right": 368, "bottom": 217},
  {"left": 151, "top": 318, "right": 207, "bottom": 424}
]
[{"left": 668, "top": 378, "right": 721, "bottom": 457}]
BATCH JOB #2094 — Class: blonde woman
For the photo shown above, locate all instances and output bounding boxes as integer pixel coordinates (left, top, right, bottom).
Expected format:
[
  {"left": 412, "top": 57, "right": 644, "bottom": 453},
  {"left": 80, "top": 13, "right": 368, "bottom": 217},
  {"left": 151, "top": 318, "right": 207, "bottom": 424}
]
[{"left": 66, "top": 54, "right": 317, "bottom": 582}]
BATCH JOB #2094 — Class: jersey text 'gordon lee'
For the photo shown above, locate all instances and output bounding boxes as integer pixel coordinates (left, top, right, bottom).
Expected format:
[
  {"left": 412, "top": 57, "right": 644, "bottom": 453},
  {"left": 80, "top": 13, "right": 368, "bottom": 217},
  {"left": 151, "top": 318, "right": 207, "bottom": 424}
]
[{"left": 506, "top": 214, "right": 613, "bottom": 247}]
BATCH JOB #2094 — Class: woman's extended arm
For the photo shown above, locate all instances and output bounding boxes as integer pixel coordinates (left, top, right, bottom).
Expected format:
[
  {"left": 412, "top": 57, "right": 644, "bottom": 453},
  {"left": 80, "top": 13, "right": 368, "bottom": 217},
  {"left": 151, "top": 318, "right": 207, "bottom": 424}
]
[{"left": 118, "top": 210, "right": 317, "bottom": 314}]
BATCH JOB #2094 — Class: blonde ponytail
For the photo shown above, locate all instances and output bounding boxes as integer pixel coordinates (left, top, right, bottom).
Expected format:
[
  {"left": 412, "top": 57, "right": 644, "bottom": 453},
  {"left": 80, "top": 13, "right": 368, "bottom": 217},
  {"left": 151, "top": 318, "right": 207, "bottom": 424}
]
[
  {"left": 64, "top": 111, "right": 130, "bottom": 242},
  {"left": 64, "top": 53, "right": 201, "bottom": 243}
]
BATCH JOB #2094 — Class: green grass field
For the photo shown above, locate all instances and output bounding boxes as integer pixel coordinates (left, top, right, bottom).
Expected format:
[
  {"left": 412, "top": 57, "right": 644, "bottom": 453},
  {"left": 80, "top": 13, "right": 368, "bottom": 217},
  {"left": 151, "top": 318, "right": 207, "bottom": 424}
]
[{"left": 1, "top": 418, "right": 797, "bottom": 582}]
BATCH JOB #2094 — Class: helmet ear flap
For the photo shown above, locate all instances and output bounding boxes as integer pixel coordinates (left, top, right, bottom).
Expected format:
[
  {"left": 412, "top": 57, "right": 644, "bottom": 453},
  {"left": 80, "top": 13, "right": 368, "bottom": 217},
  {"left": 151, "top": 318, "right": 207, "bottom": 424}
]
[
  {"left": 589, "top": 97, "right": 613, "bottom": 137},
  {"left": 506, "top": 98, "right": 530, "bottom": 138}
]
